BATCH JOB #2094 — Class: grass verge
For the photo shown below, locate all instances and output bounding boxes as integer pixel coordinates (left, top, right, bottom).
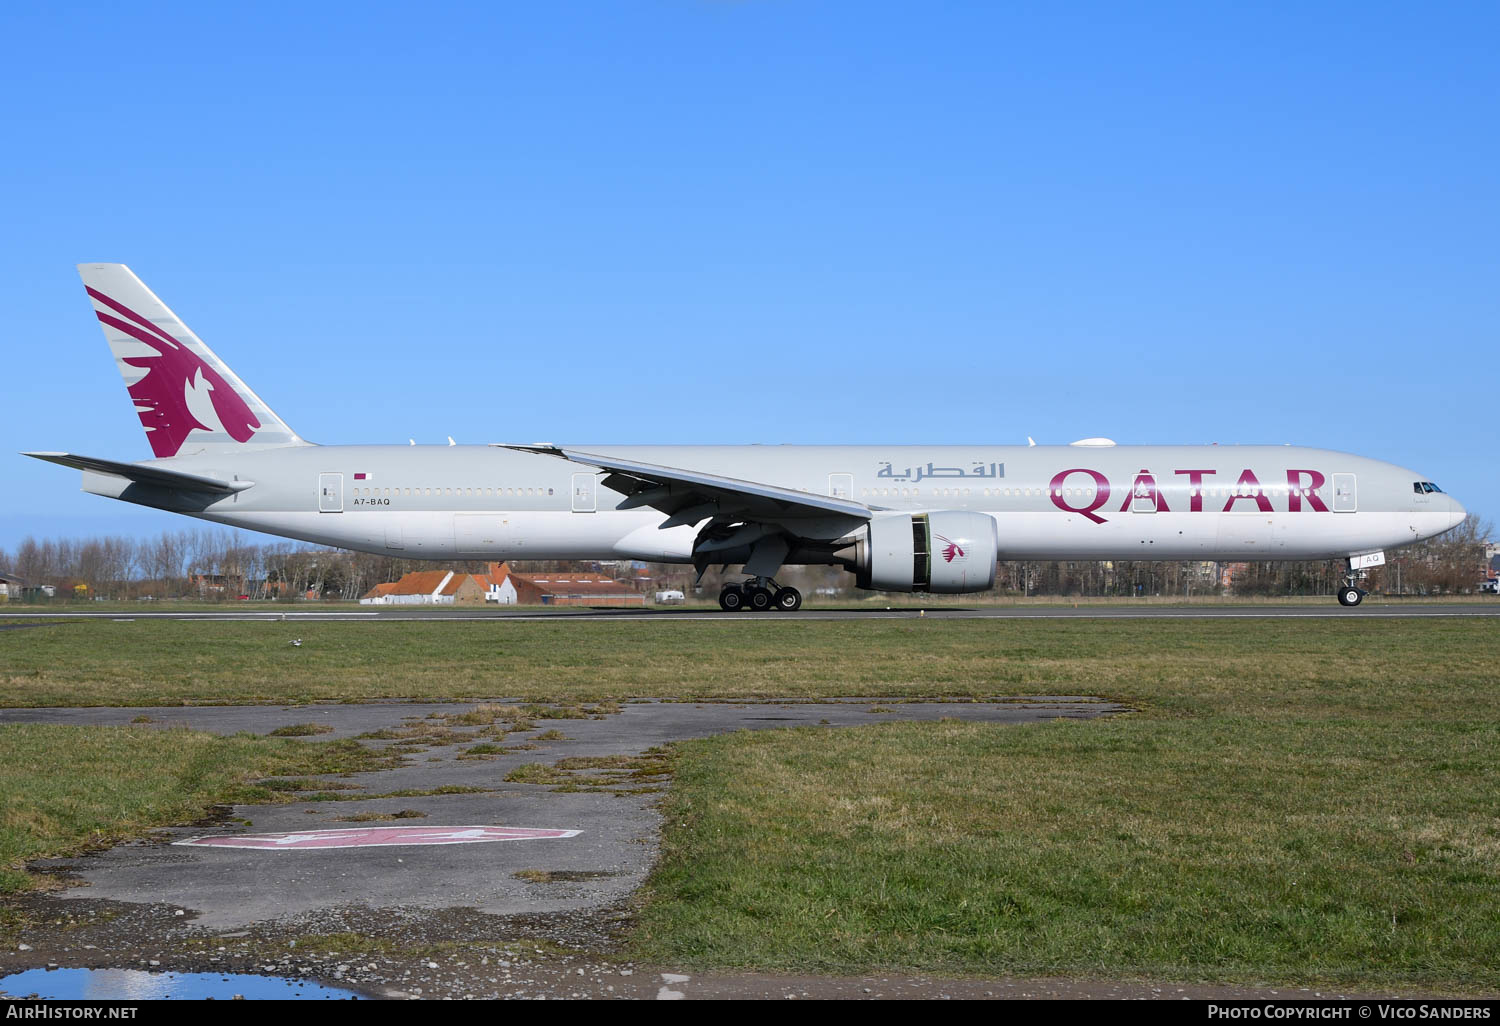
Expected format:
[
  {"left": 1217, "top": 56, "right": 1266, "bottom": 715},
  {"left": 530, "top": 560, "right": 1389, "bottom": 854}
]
[
  {"left": 629, "top": 619, "right": 1500, "bottom": 991},
  {"left": 2, "top": 618, "right": 1496, "bottom": 990},
  {"left": 0, "top": 727, "right": 389, "bottom": 894},
  {"left": 0, "top": 617, "right": 1492, "bottom": 707}
]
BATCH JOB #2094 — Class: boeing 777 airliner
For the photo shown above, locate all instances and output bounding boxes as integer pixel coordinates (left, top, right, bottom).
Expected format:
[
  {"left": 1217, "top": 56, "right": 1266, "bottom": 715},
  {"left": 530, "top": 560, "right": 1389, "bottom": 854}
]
[{"left": 26, "top": 265, "right": 1467, "bottom": 610}]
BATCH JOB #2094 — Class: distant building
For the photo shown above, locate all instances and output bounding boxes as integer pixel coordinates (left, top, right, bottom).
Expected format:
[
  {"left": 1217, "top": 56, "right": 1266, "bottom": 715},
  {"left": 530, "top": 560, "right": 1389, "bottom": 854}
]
[
  {"left": 452, "top": 572, "right": 505, "bottom": 605},
  {"left": 360, "top": 570, "right": 472, "bottom": 605},
  {"left": 0, "top": 573, "right": 21, "bottom": 602},
  {"left": 492, "top": 563, "right": 643, "bottom": 607},
  {"left": 361, "top": 582, "right": 401, "bottom": 604},
  {"left": 360, "top": 562, "right": 642, "bottom": 607},
  {"left": 1218, "top": 562, "right": 1249, "bottom": 589}
]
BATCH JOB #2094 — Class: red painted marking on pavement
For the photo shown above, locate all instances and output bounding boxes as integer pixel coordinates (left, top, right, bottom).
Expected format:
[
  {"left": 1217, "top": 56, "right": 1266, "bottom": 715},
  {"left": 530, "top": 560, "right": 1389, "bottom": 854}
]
[{"left": 173, "top": 825, "right": 580, "bottom": 850}]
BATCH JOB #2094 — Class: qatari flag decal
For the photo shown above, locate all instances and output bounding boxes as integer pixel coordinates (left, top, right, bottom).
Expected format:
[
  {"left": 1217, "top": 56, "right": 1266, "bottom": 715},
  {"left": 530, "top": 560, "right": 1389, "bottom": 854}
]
[{"left": 173, "top": 825, "right": 580, "bottom": 850}]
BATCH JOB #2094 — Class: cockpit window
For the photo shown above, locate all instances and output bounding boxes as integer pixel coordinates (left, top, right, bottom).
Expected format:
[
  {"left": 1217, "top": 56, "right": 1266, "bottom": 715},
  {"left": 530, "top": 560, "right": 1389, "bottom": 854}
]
[{"left": 1414, "top": 482, "right": 1444, "bottom": 494}]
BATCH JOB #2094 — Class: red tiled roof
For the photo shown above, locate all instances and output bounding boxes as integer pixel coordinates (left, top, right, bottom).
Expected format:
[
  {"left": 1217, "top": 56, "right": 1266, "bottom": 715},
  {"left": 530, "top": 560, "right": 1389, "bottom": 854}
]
[
  {"left": 371, "top": 564, "right": 638, "bottom": 603},
  {"left": 386, "top": 570, "right": 453, "bottom": 596}
]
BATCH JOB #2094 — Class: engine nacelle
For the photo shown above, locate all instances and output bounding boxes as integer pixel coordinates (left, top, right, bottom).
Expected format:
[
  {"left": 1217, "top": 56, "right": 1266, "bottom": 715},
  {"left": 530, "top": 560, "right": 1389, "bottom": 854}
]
[{"left": 853, "top": 511, "right": 998, "bottom": 594}]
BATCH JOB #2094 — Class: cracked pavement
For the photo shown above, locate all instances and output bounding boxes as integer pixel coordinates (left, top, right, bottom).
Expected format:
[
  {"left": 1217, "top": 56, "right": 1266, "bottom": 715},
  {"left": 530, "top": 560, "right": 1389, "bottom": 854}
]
[{"left": 0, "top": 697, "right": 1187, "bottom": 1000}]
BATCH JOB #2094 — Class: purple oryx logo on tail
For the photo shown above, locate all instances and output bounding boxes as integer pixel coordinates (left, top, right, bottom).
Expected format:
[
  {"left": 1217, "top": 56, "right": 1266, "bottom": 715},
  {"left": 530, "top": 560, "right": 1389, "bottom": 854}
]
[{"left": 87, "top": 287, "right": 260, "bottom": 457}]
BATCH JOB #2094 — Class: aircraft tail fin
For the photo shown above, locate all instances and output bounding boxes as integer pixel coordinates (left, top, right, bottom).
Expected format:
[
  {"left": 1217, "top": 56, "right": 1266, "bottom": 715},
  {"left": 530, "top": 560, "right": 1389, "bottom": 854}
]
[{"left": 77, "top": 263, "right": 308, "bottom": 458}]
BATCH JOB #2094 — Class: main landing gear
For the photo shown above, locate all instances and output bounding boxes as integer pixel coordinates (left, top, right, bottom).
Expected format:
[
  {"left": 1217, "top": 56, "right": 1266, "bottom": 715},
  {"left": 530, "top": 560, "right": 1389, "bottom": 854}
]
[{"left": 719, "top": 578, "right": 803, "bottom": 612}]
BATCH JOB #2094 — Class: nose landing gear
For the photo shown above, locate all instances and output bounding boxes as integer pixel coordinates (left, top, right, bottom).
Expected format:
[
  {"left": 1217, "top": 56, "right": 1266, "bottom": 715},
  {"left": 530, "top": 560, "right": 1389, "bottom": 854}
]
[
  {"left": 1337, "top": 559, "right": 1367, "bottom": 607},
  {"left": 718, "top": 577, "right": 803, "bottom": 612}
]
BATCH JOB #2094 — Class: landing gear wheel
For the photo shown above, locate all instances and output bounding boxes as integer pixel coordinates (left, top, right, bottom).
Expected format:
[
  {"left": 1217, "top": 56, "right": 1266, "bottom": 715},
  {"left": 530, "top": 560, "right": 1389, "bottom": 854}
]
[
  {"left": 773, "top": 587, "right": 803, "bottom": 612},
  {"left": 745, "top": 586, "right": 774, "bottom": 612},
  {"left": 719, "top": 587, "right": 745, "bottom": 612},
  {"left": 1338, "top": 587, "right": 1364, "bottom": 607}
]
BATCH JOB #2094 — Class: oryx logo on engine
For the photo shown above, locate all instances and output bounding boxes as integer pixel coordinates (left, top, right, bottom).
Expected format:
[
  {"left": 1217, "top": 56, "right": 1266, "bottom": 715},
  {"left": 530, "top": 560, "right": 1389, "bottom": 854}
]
[{"left": 936, "top": 534, "right": 965, "bottom": 563}]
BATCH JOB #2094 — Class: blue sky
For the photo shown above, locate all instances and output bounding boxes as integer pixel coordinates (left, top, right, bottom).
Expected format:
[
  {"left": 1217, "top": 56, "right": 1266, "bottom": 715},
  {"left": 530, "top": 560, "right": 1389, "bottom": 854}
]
[{"left": 3, "top": 1, "right": 1496, "bottom": 549}]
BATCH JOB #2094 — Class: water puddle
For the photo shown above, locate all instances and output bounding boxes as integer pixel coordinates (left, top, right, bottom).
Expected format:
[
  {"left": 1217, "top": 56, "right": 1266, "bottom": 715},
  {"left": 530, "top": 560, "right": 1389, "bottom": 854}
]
[{"left": 0, "top": 968, "right": 364, "bottom": 1000}]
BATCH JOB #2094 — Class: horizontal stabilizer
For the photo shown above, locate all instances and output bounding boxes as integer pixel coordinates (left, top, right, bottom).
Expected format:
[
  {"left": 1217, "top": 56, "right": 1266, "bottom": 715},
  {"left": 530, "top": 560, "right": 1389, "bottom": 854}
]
[{"left": 23, "top": 452, "right": 252, "bottom": 495}]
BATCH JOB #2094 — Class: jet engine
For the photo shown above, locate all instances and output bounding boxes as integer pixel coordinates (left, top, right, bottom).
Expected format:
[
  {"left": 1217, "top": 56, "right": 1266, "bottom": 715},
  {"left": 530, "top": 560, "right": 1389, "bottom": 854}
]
[{"left": 848, "top": 511, "right": 998, "bottom": 593}]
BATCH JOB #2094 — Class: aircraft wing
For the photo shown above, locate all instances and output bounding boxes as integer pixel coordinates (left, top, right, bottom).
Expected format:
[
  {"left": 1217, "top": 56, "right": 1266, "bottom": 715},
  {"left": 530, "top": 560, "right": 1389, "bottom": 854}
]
[
  {"left": 496, "top": 445, "right": 872, "bottom": 528},
  {"left": 23, "top": 452, "right": 252, "bottom": 495}
]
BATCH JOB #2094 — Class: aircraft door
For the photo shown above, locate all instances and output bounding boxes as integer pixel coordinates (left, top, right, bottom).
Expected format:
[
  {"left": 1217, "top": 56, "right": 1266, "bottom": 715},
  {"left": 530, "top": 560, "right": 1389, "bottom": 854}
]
[
  {"left": 1130, "top": 472, "right": 1162, "bottom": 513},
  {"left": 829, "top": 473, "right": 854, "bottom": 500},
  {"left": 571, "top": 472, "right": 597, "bottom": 513},
  {"left": 318, "top": 473, "right": 343, "bottom": 513},
  {"left": 1333, "top": 473, "right": 1357, "bottom": 513}
]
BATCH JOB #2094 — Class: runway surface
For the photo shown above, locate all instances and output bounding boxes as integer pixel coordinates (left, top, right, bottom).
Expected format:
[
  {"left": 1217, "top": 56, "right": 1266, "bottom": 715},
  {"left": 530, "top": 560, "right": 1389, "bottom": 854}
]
[{"left": 3, "top": 602, "right": 1497, "bottom": 622}]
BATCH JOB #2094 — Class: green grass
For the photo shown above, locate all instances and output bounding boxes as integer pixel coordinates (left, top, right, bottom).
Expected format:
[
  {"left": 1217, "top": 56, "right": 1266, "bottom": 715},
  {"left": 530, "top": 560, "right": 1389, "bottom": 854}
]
[
  {"left": 0, "top": 728, "right": 389, "bottom": 894},
  {"left": 624, "top": 618, "right": 1500, "bottom": 990},
  {"left": 265, "top": 723, "right": 334, "bottom": 736},
  {"left": 0, "top": 617, "right": 1491, "bottom": 707},
  {"left": 2, "top": 617, "right": 1497, "bottom": 989}
]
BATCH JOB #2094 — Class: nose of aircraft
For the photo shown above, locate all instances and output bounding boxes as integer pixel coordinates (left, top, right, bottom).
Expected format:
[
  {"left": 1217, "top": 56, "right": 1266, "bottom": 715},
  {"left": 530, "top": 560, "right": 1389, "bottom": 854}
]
[{"left": 1449, "top": 495, "right": 1468, "bottom": 530}]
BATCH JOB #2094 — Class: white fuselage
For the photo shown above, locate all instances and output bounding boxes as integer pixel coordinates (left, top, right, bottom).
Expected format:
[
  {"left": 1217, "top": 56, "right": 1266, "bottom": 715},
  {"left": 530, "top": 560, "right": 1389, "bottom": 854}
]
[{"left": 93, "top": 442, "right": 1465, "bottom": 565}]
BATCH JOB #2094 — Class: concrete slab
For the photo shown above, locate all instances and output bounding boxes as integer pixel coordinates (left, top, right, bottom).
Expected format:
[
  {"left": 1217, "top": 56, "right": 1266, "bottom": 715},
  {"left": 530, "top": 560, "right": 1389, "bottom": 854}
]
[{"left": 10, "top": 699, "right": 1122, "bottom": 932}]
